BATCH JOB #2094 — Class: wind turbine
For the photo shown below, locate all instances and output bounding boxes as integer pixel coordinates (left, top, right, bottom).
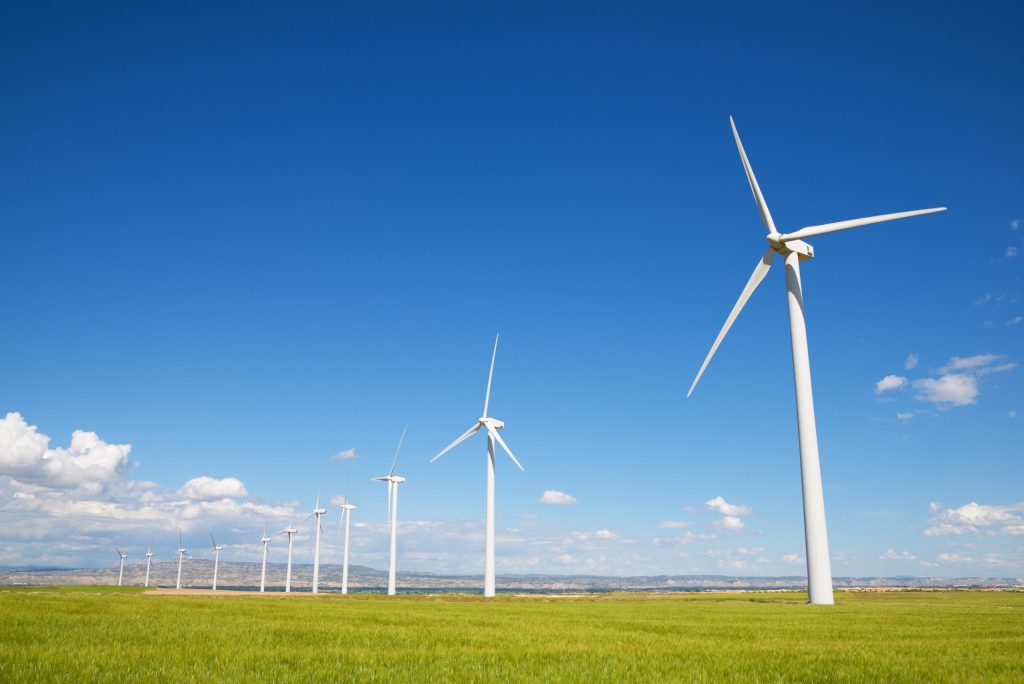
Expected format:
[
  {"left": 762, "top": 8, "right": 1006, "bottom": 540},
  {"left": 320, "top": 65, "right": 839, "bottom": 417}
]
[
  {"left": 175, "top": 530, "right": 188, "bottom": 590},
  {"left": 373, "top": 426, "right": 407, "bottom": 596},
  {"left": 338, "top": 470, "right": 357, "bottom": 595},
  {"left": 431, "top": 334, "right": 523, "bottom": 598},
  {"left": 144, "top": 542, "right": 154, "bottom": 588},
  {"left": 209, "top": 533, "right": 224, "bottom": 591},
  {"left": 258, "top": 520, "right": 272, "bottom": 593},
  {"left": 280, "top": 519, "right": 298, "bottom": 593},
  {"left": 687, "top": 117, "right": 946, "bottom": 605},
  {"left": 115, "top": 547, "right": 128, "bottom": 587},
  {"left": 304, "top": 492, "right": 328, "bottom": 594}
]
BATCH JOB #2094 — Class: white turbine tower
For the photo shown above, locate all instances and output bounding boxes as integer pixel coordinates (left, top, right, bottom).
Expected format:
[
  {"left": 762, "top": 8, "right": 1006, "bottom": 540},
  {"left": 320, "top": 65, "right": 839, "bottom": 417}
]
[
  {"left": 115, "top": 547, "right": 128, "bottom": 587},
  {"left": 280, "top": 519, "right": 298, "bottom": 593},
  {"left": 210, "top": 533, "right": 224, "bottom": 591},
  {"left": 305, "top": 492, "right": 328, "bottom": 594},
  {"left": 144, "top": 542, "right": 154, "bottom": 588},
  {"left": 687, "top": 117, "right": 946, "bottom": 606},
  {"left": 338, "top": 472, "right": 357, "bottom": 595},
  {"left": 431, "top": 334, "right": 523, "bottom": 598},
  {"left": 259, "top": 521, "right": 272, "bottom": 593},
  {"left": 175, "top": 530, "right": 188, "bottom": 590},
  {"left": 373, "top": 427, "right": 407, "bottom": 596}
]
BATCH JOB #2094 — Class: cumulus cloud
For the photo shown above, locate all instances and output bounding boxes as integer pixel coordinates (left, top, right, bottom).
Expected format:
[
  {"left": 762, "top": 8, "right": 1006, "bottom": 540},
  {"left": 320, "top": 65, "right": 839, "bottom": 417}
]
[
  {"left": 904, "top": 353, "right": 919, "bottom": 370},
  {"left": 896, "top": 412, "right": 915, "bottom": 422},
  {"left": 540, "top": 490, "right": 576, "bottom": 505},
  {"left": 705, "top": 496, "right": 752, "bottom": 532},
  {"left": 651, "top": 532, "right": 697, "bottom": 547},
  {"left": 177, "top": 476, "right": 248, "bottom": 501},
  {"left": 879, "top": 549, "right": 916, "bottom": 561},
  {"left": 1007, "top": 246, "right": 1019, "bottom": 258},
  {"left": 705, "top": 496, "right": 752, "bottom": 517},
  {"left": 924, "top": 501, "right": 1024, "bottom": 537},
  {"left": 594, "top": 529, "right": 618, "bottom": 540},
  {"left": 913, "top": 374, "right": 979, "bottom": 406},
  {"left": 330, "top": 448, "right": 356, "bottom": 461},
  {"left": 0, "top": 412, "right": 131, "bottom": 489},
  {"left": 876, "top": 375, "right": 908, "bottom": 394},
  {"left": 781, "top": 553, "right": 803, "bottom": 565}
]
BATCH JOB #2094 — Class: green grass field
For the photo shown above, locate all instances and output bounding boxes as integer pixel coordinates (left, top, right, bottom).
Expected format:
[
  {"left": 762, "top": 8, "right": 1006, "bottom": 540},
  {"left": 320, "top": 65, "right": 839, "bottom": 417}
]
[{"left": 1, "top": 587, "right": 1021, "bottom": 682}]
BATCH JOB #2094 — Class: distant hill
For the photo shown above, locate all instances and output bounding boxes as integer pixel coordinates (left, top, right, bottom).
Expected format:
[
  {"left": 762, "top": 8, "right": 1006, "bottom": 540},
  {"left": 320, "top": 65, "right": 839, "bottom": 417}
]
[{"left": 0, "top": 561, "right": 1019, "bottom": 592}]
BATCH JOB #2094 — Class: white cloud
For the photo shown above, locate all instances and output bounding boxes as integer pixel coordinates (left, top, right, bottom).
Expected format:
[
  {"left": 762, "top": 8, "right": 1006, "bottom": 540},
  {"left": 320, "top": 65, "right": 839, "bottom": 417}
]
[
  {"left": 1006, "top": 246, "right": 1019, "bottom": 258},
  {"left": 1011, "top": 219, "right": 1021, "bottom": 230},
  {"left": 879, "top": 549, "right": 916, "bottom": 561},
  {"left": 705, "top": 496, "right": 752, "bottom": 533},
  {"left": 939, "top": 355, "right": 1003, "bottom": 373},
  {"left": 659, "top": 520, "right": 691, "bottom": 529},
  {"left": 704, "top": 496, "right": 752, "bottom": 517},
  {"left": 0, "top": 412, "right": 131, "bottom": 489},
  {"left": 875, "top": 375, "right": 908, "bottom": 394},
  {"left": 904, "top": 353, "right": 919, "bottom": 370},
  {"left": 712, "top": 515, "right": 745, "bottom": 531},
  {"left": 896, "top": 412, "right": 915, "bottom": 422},
  {"left": 540, "top": 490, "right": 576, "bottom": 505},
  {"left": 924, "top": 501, "right": 1024, "bottom": 537},
  {"left": 651, "top": 532, "right": 697, "bottom": 547},
  {"left": 781, "top": 553, "right": 803, "bottom": 565},
  {"left": 177, "top": 476, "right": 249, "bottom": 501},
  {"left": 329, "top": 448, "right": 356, "bottom": 461},
  {"left": 1011, "top": 410, "right": 1018, "bottom": 419},
  {"left": 594, "top": 529, "right": 618, "bottom": 540},
  {"left": 1008, "top": 316, "right": 1022, "bottom": 326},
  {"left": 913, "top": 374, "right": 979, "bottom": 406}
]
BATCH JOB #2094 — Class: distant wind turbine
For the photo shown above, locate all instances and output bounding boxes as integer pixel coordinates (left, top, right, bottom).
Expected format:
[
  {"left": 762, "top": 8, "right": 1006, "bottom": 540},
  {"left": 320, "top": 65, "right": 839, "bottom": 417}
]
[
  {"left": 338, "top": 470, "right": 357, "bottom": 595},
  {"left": 280, "top": 519, "right": 299, "bottom": 593},
  {"left": 304, "top": 492, "right": 328, "bottom": 594},
  {"left": 373, "top": 426, "right": 407, "bottom": 596},
  {"left": 431, "top": 334, "right": 523, "bottom": 598},
  {"left": 687, "top": 116, "right": 946, "bottom": 605},
  {"left": 144, "top": 542, "right": 154, "bottom": 588},
  {"left": 175, "top": 530, "right": 188, "bottom": 590},
  {"left": 115, "top": 547, "right": 128, "bottom": 587},
  {"left": 259, "top": 520, "right": 272, "bottom": 593},
  {"left": 210, "top": 533, "right": 224, "bottom": 591}
]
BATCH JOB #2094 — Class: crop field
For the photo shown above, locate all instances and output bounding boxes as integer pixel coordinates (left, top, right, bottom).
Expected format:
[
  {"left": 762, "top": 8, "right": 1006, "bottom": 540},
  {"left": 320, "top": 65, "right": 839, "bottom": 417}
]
[{"left": 0, "top": 587, "right": 1022, "bottom": 682}]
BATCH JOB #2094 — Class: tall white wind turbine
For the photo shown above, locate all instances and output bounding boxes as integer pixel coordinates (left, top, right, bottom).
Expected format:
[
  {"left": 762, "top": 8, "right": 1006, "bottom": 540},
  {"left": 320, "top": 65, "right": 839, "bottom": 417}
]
[
  {"left": 373, "top": 427, "right": 407, "bottom": 596},
  {"left": 259, "top": 521, "right": 272, "bottom": 593},
  {"left": 280, "top": 519, "right": 298, "bottom": 593},
  {"left": 338, "top": 471, "right": 357, "bottom": 595},
  {"left": 175, "top": 530, "right": 188, "bottom": 590},
  {"left": 144, "top": 542, "right": 154, "bottom": 588},
  {"left": 115, "top": 547, "right": 128, "bottom": 587},
  {"left": 209, "top": 533, "right": 224, "bottom": 591},
  {"left": 431, "top": 334, "right": 523, "bottom": 598},
  {"left": 304, "top": 492, "right": 328, "bottom": 594},
  {"left": 687, "top": 117, "right": 946, "bottom": 605}
]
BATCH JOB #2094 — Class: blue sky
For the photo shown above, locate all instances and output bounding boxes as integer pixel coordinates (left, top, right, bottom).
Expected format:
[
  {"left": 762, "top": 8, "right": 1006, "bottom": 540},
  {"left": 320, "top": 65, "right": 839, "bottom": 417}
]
[{"left": 1, "top": 2, "right": 1021, "bottom": 579}]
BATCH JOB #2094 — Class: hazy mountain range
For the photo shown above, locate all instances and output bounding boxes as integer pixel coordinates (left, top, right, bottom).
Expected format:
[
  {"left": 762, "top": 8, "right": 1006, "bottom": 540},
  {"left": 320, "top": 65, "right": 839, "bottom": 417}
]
[{"left": 1, "top": 561, "right": 1019, "bottom": 592}]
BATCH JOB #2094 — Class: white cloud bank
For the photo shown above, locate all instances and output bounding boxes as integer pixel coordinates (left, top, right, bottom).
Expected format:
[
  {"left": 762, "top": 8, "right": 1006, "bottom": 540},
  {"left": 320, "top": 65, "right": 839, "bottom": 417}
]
[
  {"left": 876, "top": 354, "right": 1016, "bottom": 410},
  {"left": 924, "top": 501, "right": 1024, "bottom": 537},
  {"left": 876, "top": 375, "right": 908, "bottom": 394},
  {"left": 0, "top": 412, "right": 131, "bottom": 489},
  {"left": 540, "top": 490, "right": 576, "bottom": 505}
]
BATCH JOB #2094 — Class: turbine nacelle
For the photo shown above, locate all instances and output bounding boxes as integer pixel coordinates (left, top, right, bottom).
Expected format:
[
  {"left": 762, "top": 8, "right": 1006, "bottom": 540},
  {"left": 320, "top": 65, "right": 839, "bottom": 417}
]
[
  {"left": 481, "top": 417, "right": 504, "bottom": 430},
  {"left": 769, "top": 235, "right": 814, "bottom": 260}
]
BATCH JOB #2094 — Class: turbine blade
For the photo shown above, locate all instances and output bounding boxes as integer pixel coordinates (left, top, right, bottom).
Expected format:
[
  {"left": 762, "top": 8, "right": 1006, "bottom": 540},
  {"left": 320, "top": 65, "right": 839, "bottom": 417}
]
[
  {"left": 303, "top": 512, "right": 314, "bottom": 524},
  {"left": 430, "top": 423, "right": 482, "bottom": 462},
  {"left": 314, "top": 489, "right": 321, "bottom": 512},
  {"left": 730, "top": 116, "right": 777, "bottom": 234},
  {"left": 486, "top": 426, "right": 524, "bottom": 471},
  {"left": 389, "top": 425, "right": 407, "bottom": 477},
  {"left": 687, "top": 248, "right": 775, "bottom": 397},
  {"left": 483, "top": 334, "right": 499, "bottom": 416},
  {"left": 781, "top": 207, "right": 947, "bottom": 241},
  {"left": 210, "top": 533, "right": 216, "bottom": 549}
]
